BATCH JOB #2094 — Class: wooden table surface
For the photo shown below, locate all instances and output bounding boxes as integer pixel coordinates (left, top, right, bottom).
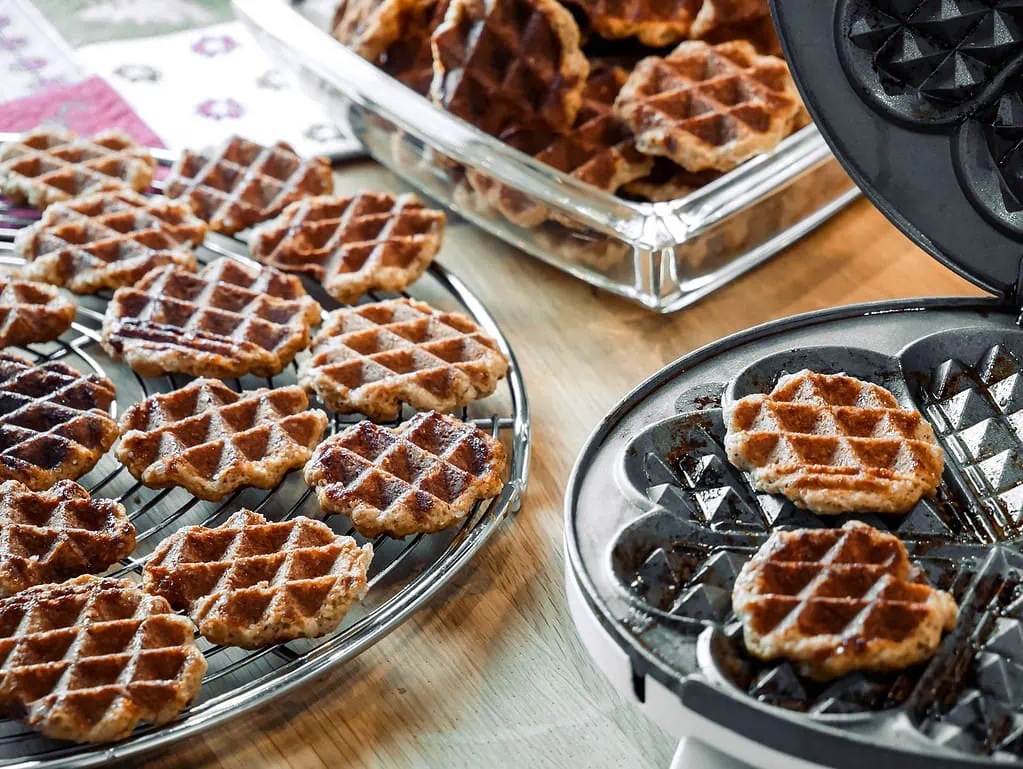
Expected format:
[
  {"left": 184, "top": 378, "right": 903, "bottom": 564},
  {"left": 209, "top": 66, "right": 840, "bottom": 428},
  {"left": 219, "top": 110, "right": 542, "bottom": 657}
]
[{"left": 143, "top": 163, "right": 985, "bottom": 769}]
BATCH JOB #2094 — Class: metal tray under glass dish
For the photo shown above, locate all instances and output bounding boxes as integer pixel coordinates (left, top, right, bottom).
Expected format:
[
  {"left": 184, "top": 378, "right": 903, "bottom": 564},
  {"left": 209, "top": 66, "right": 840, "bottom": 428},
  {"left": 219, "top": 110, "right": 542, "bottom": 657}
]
[
  {"left": 232, "top": 0, "right": 859, "bottom": 313},
  {"left": 565, "top": 298, "right": 1023, "bottom": 768},
  {"left": 0, "top": 140, "right": 530, "bottom": 769}
]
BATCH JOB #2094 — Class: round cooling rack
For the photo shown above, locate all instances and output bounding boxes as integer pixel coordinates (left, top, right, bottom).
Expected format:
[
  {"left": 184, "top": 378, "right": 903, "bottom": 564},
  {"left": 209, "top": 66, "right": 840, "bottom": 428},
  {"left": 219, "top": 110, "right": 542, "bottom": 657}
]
[{"left": 0, "top": 138, "right": 531, "bottom": 768}]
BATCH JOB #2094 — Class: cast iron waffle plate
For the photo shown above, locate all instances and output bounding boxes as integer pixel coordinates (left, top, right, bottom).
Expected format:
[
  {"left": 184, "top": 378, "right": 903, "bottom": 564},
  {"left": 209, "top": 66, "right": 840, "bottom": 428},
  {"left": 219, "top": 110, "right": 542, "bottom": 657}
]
[
  {"left": 0, "top": 141, "right": 530, "bottom": 769},
  {"left": 565, "top": 299, "right": 1023, "bottom": 768}
]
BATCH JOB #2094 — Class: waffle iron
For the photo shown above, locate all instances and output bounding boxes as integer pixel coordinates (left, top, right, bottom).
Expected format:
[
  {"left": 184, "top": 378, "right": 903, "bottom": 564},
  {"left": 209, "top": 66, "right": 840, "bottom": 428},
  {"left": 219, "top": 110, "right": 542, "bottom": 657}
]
[{"left": 564, "top": 1, "right": 1023, "bottom": 767}]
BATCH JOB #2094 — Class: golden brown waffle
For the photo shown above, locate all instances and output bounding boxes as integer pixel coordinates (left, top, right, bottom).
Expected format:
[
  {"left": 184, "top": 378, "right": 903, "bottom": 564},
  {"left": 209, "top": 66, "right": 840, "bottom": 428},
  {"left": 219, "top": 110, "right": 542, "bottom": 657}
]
[
  {"left": 724, "top": 370, "right": 945, "bottom": 515},
  {"left": 0, "top": 575, "right": 206, "bottom": 743},
  {"left": 0, "top": 480, "right": 135, "bottom": 596},
  {"left": 732, "top": 521, "right": 959, "bottom": 680},
  {"left": 621, "top": 159, "right": 722, "bottom": 202},
  {"left": 298, "top": 298, "right": 509, "bottom": 421},
  {"left": 534, "top": 223, "right": 629, "bottom": 270},
  {"left": 565, "top": 0, "right": 767, "bottom": 46},
  {"left": 163, "top": 136, "right": 334, "bottom": 235},
  {"left": 614, "top": 41, "right": 803, "bottom": 173},
  {"left": 101, "top": 258, "right": 321, "bottom": 379},
  {"left": 15, "top": 190, "right": 205, "bottom": 294},
  {"left": 117, "top": 378, "right": 328, "bottom": 501},
  {"left": 249, "top": 193, "right": 446, "bottom": 303},
  {"left": 0, "top": 129, "right": 156, "bottom": 209},
  {"left": 305, "top": 410, "right": 506, "bottom": 537},
  {"left": 0, "top": 278, "right": 75, "bottom": 347},
  {"left": 0, "top": 354, "right": 117, "bottom": 491},
  {"left": 334, "top": 0, "right": 451, "bottom": 95},
  {"left": 143, "top": 509, "right": 373, "bottom": 648},
  {"left": 465, "top": 64, "right": 653, "bottom": 227},
  {"left": 429, "top": 0, "right": 590, "bottom": 136},
  {"left": 694, "top": 10, "right": 781, "bottom": 55}
]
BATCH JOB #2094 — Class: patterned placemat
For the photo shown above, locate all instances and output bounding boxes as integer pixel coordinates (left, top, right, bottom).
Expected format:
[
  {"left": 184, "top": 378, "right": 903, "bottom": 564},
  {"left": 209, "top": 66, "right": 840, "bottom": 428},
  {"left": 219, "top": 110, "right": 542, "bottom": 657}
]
[
  {"left": 30, "top": 0, "right": 233, "bottom": 47},
  {"left": 0, "top": 0, "right": 84, "bottom": 101}
]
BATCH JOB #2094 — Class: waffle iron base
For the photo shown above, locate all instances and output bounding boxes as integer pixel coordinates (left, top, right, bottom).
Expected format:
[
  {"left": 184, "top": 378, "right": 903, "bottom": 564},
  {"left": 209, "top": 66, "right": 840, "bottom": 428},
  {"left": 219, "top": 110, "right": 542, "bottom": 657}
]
[{"left": 565, "top": 296, "right": 1023, "bottom": 769}]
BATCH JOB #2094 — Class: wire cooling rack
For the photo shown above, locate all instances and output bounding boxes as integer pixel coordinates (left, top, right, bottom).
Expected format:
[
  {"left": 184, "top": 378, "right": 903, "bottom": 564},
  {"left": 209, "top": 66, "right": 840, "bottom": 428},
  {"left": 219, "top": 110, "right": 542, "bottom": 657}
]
[{"left": 0, "top": 140, "right": 530, "bottom": 768}]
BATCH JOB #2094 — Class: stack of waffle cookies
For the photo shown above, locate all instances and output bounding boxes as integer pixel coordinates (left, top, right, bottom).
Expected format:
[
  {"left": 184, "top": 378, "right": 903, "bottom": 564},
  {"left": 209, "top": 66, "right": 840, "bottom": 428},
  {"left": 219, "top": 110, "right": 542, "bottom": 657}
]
[
  {"left": 331, "top": 0, "right": 808, "bottom": 225},
  {"left": 0, "top": 124, "right": 513, "bottom": 746}
]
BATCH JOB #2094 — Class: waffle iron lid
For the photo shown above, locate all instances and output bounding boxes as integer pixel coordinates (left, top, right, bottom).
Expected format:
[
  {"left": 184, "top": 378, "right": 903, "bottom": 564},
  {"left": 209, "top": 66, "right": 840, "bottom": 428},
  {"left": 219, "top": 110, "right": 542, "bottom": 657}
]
[{"left": 769, "top": 0, "right": 1023, "bottom": 301}]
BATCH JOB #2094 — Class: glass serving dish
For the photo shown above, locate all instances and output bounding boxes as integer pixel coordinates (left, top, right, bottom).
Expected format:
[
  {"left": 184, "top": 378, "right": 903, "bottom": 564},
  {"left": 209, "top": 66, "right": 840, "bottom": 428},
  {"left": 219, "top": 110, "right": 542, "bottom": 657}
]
[{"left": 234, "top": 0, "right": 859, "bottom": 313}]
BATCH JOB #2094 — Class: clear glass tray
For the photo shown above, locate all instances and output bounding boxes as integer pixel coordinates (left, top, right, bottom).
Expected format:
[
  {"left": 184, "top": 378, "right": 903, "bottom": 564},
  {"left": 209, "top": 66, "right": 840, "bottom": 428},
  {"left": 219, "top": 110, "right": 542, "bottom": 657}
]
[{"left": 234, "top": 0, "right": 859, "bottom": 313}]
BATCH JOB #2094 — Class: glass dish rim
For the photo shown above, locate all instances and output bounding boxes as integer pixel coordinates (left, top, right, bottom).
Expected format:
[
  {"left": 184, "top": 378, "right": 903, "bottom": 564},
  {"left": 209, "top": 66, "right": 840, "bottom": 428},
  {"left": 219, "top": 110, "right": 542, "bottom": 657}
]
[{"left": 234, "top": 0, "right": 838, "bottom": 252}]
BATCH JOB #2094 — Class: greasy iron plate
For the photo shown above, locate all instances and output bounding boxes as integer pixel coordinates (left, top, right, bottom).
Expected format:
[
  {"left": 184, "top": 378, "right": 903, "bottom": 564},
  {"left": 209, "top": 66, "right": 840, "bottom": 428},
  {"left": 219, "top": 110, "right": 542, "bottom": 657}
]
[{"left": 565, "top": 297, "right": 1023, "bottom": 768}]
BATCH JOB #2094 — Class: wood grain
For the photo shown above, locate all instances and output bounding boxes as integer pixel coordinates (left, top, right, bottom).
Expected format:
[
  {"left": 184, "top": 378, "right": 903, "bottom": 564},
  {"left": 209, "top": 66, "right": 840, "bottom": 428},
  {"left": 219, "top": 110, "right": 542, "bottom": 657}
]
[{"left": 143, "top": 165, "right": 984, "bottom": 769}]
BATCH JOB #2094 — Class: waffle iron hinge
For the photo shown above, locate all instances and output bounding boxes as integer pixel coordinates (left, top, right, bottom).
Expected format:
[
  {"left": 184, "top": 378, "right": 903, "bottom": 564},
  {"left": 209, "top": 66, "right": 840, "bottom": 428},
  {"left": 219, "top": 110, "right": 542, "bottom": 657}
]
[{"left": 1013, "top": 255, "right": 1023, "bottom": 327}]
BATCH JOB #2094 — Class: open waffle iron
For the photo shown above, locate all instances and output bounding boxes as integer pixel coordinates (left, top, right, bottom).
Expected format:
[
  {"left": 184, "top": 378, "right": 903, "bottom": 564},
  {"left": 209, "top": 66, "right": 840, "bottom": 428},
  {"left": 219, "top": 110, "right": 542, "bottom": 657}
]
[
  {"left": 564, "top": 1, "right": 1023, "bottom": 767},
  {"left": 0, "top": 134, "right": 530, "bottom": 769}
]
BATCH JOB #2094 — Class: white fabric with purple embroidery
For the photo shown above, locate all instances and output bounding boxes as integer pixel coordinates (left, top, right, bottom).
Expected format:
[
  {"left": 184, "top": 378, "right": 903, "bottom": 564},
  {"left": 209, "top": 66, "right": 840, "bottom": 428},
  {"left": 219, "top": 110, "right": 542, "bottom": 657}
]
[{"left": 0, "top": 0, "right": 84, "bottom": 102}]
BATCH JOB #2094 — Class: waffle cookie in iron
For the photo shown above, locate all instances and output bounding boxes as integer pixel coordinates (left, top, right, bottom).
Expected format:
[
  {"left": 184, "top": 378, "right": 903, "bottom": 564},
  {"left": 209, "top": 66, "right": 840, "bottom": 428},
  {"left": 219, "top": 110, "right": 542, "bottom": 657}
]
[
  {"left": 724, "top": 370, "right": 944, "bottom": 515},
  {"left": 143, "top": 509, "right": 373, "bottom": 648},
  {"left": 334, "top": 0, "right": 451, "bottom": 95},
  {"left": 429, "top": 0, "right": 590, "bottom": 136},
  {"left": 15, "top": 190, "right": 205, "bottom": 294},
  {"left": 566, "top": 0, "right": 768, "bottom": 46},
  {"left": 163, "top": 136, "right": 334, "bottom": 235},
  {"left": 614, "top": 41, "right": 803, "bottom": 173},
  {"left": 117, "top": 379, "right": 328, "bottom": 501},
  {"left": 298, "top": 298, "right": 509, "bottom": 421},
  {"left": 0, "top": 354, "right": 117, "bottom": 491},
  {"left": 250, "top": 193, "right": 446, "bottom": 303},
  {"left": 101, "top": 258, "right": 321, "bottom": 379},
  {"left": 0, "top": 480, "right": 134, "bottom": 597},
  {"left": 0, "top": 129, "right": 156, "bottom": 209},
  {"left": 0, "top": 575, "right": 206, "bottom": 743},
  {"left": 0, "top": 278, "right": 75, "bottom": 347},
  {"left": 305, "top": 410, "right": 506, "bottom": 537},
  {"left": 465, "top": 64, "right": 654, "bottom": 227},
  {"left": 732, "top": 521, "right": 959, "bottom": 680}
]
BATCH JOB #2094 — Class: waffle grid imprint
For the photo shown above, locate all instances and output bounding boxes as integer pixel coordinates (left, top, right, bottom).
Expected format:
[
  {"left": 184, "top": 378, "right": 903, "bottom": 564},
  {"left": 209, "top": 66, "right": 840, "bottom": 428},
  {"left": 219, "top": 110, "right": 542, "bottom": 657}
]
[
  {"left": 0, "top": 575, "right": 206, "bottom": 743},
  {"left": 298, "top": 298, "right": 509, "bottom": 421},
  {"left": 143, "top": 509, "right": 373, "bottom": 649},
  {"left": 731, "top": 521, "right": 959, "bottom": 681},
  {"left": 429, "top": 0, "right": 590, "bottom": 136},
  {"left": 465, "top": 64, "right": 654, "bottom": 228},
  {"left": 0, "top": 279, "right": 75, "bottom": 348},
  {"left": 14, "top": 190, "right": 205, "bottom": 294},
  {"left": 101, "top": 258, "right": 321, "bottom": 379},
  {"left": 724, "top": 370, "right": 945, "bottom": 515},
  {"left": 0, "top": 129, "right": 156, "bottom": 209},
  {"left": 305, "top": 410, "right": 507, "bottom": 538},
  {"left": 250, "top": 193, "right": 446, "bottom": 303},
  {"left": 117, "top": 378, "right": 328, "bottom": 501},
  {"left": 0, "top": 480, "right": 135, "bottom": 597},
  {"left": 567, "top": 0, "right": 768, "bottom": 47},
  {"left": 0, "top": 353, "right": 118, "bottom": 491},
  {"left": 614, "top": 40, "right": 803, "bottom": 173},
  {"left": 163, "top": 136, "right": 334, "bottom": 235}
]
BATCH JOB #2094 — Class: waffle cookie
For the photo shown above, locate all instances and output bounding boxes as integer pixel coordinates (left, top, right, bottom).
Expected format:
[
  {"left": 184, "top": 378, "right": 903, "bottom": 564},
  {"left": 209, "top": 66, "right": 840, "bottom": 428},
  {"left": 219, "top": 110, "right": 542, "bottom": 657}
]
[
  {"left": 0, "top": 354, "right": 117, "bottom": 491},
  {"left": 334, "top": 0, "right": 451, "bottom": 95},
  {"left": 0, "top": 575, "right": 206, "bottom": 743},
  {"left": 621, "top": 159, "right": 722, "bottom": 202},
  {"left": 0, "top": 129, "right": 156, "bottom": 209},
  {"left": 250, "top": 193, "right": 446, "bottom": 303},
  {"left": 724, "top": 370, "right": 945, "bottom": 515},
  {"left": 466, "top": 64, "right": 653, "bottom": 227},
  {"left": 101, "top": 258, "right": 321, "bottom": 379},
  {"left": 305, "top": 410, "right": 506, "bottom": 537},
  {"left": 143, "top": 509, "right": 373, "bottom": 648},
  {"left": 0, "top": 278, "right": 75, "bottom": 347},
  {"left": 163, "top": 136, "right": 334, "bottom": 235},
  {"left": 429, "top": 0, "right": 590, "bottom": 136},
  {"left": 15, "top": 190, "right": 205, "bottom": 294},
  {"left": 0, "top": 480, "right": 134, "bottom": 596},
  {"left": 298, "top": 298, "right": 509, "bottom": 421},
  {"left": 732, "top": 521, "right": 959, "bottom": 680},
  {"left": 117, "top": 379, "right": 328, "bottom": 501},
  {"left": 614, "top": 41, "right": 803, "bottom": 173}
]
